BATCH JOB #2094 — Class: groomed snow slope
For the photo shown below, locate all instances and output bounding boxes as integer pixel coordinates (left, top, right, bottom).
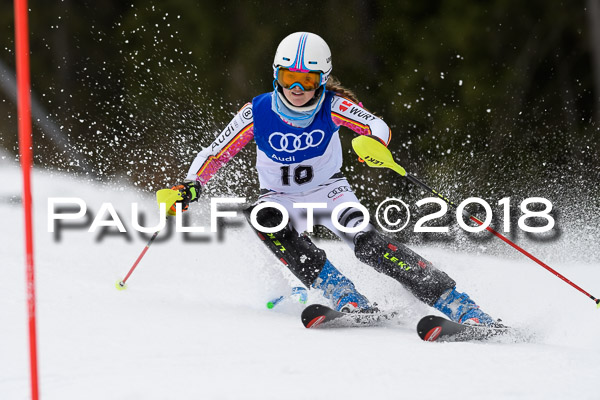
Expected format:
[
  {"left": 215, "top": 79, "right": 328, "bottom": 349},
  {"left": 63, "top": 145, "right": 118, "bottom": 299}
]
[{"left": 2, "top": 161, "right": 599, "bottom": 400}]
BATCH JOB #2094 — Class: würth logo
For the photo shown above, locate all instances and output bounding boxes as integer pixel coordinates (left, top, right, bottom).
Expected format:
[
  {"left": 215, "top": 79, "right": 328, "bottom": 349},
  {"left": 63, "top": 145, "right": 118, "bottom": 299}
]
[{"left": 339, "top": 100, "right": 353, "bottom": 112}]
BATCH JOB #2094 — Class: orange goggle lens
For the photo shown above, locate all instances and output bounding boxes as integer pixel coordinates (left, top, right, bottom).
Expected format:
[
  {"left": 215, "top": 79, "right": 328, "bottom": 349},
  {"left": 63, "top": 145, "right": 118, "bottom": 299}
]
[{"left": 277, "top": 68, "right": 322, "bottom": 91}]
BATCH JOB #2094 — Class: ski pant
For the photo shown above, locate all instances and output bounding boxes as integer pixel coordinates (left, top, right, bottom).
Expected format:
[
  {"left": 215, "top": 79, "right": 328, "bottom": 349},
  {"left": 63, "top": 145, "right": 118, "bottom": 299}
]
[{"left": 243, "top": 174, "right": 456, "bottom": 306}]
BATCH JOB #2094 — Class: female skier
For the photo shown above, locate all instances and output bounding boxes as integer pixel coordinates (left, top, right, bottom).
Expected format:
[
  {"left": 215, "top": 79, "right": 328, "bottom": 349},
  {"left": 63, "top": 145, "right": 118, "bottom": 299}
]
[{"left": 171, "top": 32, "right": 498, "bottom": 325}]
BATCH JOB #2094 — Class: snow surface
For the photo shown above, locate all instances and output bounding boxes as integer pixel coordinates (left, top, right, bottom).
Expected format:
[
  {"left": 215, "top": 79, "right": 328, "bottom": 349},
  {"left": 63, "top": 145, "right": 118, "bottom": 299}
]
[{"left": 2, "top": 160, "right": 600, "bottom": 400}]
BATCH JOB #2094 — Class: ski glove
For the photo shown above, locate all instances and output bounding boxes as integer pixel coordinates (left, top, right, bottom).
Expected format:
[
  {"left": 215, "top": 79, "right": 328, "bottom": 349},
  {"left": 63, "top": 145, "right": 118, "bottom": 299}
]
[{"left": 170, "top": 180, "right": 201, "bottom": 213}]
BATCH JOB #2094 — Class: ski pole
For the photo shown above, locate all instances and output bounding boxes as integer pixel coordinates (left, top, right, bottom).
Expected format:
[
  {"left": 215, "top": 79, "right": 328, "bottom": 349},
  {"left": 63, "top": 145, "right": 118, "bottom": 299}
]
[
  {"left": 352, "top": 135, "right": 600, "bottom": 308},
  {"left": 116, "top": 229, "right": 161, "bottom": 290},
  {"left": 116, "top": 189, "right": 182, "bottom": 290},
  {"left": 266, "top": 287, "right": 308, "bottom": 309}
]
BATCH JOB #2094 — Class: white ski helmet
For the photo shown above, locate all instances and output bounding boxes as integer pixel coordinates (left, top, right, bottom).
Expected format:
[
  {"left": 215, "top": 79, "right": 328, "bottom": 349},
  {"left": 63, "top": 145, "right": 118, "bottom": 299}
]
[{"left": 272, "top": 32, "right": 332, "bottom": 88}]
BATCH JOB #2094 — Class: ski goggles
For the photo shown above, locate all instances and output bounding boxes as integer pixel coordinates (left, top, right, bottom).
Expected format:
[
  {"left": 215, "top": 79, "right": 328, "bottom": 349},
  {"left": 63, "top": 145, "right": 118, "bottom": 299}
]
[{"left": 276, "top": 68, "right": 322, "bottom": 91}]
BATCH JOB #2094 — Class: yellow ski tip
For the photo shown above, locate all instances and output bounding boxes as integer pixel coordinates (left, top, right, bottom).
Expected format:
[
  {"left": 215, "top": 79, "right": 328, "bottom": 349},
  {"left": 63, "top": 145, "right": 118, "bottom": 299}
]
[
  {"left": 351, "top": 136, "right": 406, "bottom": 176},
  {"left": 596, "top": 299, "right": 600, "bottom": 309},
  {"left": 115, "top": 280, "right": 127, "bottom": 290}
]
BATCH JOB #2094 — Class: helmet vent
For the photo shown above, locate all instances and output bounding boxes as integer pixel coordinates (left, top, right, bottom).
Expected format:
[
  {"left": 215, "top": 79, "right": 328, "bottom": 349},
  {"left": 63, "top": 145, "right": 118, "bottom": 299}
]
[
  {"left": 308, "top": 61, "right": 317, "bottom": 65},
  {"left": 283, "top": 57, "right": 291, "bottom": 61}
]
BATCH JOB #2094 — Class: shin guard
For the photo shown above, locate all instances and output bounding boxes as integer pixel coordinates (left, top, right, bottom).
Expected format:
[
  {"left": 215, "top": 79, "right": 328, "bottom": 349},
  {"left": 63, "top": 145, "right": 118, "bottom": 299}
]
[
  {"left": 354, "top": 231, "right": 455, "bottom": 305},
  {"left": 244, "top": 204, "right": 326, "bottom": 287}
]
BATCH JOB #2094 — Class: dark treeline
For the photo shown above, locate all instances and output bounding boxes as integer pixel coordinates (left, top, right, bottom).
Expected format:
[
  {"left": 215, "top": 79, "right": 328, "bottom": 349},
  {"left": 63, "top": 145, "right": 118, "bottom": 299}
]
[{"left": 1, "top": 1, "right": 599, "bottom": 212}]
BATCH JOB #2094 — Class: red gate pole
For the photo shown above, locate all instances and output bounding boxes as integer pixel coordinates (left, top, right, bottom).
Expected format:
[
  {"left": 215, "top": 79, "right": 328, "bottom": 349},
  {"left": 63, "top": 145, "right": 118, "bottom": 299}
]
[{"left": 14, "top": 0, "right": 40, "bottom": 398}]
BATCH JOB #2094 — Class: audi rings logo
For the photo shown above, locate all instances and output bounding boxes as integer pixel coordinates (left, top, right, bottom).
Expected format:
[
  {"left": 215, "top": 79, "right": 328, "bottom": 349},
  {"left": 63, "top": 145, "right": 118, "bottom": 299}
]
[
  {"left": 327, "top": 185, "right": 352, "bottom": 198},
  {"left": 268, "top": 130, "right": 325, "bottom": 153}
]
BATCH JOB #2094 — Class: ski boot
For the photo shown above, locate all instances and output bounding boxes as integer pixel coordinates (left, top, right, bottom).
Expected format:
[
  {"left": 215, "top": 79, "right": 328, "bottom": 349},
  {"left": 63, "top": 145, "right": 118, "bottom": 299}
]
[
  {"left": 312, "top": 260, "right": 375, "bottom": 313},
  {"left": 433, "top": 288, "right": 498, "bottom": 326}
]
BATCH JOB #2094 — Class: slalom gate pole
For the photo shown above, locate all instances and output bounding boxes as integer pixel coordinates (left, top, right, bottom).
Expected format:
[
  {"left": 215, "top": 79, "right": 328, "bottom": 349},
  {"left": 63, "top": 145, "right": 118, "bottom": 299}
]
[
  {"left": 116, "top": 189, "right": 181, "bottom": 290},
  {"left": 351, "top": 135, "right": 600, "bottom": 308},
  {"left": 14, "top": 0, "right": 40, "bottom": 398}
]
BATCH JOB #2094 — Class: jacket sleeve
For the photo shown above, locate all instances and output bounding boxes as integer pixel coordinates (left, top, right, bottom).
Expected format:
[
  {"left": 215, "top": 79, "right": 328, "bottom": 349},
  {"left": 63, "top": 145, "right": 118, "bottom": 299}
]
[
  {"left": 185, "top": 102, "right": 254, "bottom": 183},
  {"left": 330, "top": 94, "right": 391, "bottom": 146}
]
